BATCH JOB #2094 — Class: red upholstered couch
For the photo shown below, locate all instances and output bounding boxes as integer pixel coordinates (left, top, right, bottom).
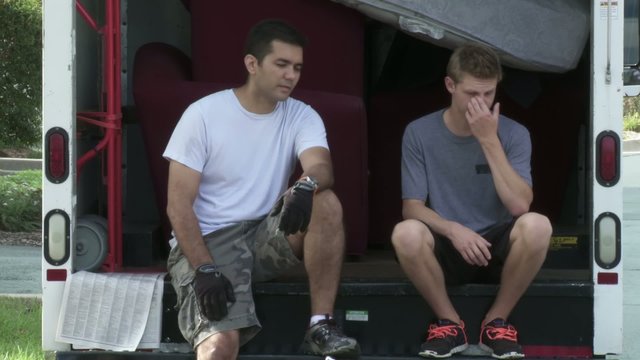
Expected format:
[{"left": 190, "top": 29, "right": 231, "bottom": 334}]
[{"left": 133, "top": 0, "right": 369, "bottom": 255}]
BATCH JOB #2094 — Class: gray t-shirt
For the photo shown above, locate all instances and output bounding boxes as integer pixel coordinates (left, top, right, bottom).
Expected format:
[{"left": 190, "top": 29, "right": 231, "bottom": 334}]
[{"left": 401, "top": 109, "right": 532, "bottom": 234}]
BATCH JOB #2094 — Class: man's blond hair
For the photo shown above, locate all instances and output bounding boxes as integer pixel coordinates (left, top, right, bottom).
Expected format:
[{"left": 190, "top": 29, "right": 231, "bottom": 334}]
[{"left": 447, "top": 44, "right": 502, "bottom": 83}]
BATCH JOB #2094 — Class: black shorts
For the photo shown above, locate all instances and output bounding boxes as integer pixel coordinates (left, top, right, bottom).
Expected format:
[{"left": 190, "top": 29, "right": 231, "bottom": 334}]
[{"left": 433, "top": 220, "right": 516, "bottom": 285}]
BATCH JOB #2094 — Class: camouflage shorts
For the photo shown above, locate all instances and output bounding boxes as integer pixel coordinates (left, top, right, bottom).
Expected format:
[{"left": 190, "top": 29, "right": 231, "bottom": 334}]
[{"left": 167, "top": 212, "right": 301, "bottom": 348}]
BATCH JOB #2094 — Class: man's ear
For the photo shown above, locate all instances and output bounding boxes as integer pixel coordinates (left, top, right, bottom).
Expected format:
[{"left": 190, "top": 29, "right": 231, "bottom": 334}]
[
  {"left": 444, "top": 76, "right": 456, "bottom": 94},
  {"left": 244, "top": 54, "right": 258, "bottom": 75}
]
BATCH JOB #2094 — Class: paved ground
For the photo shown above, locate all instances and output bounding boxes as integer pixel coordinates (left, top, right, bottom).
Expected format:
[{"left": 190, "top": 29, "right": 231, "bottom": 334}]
[
  {"left": 0, "top": 245, "right": 40, "bottom": 294},
  {"left": 0, "top": 157, "right": 41, "bottom": 176},
  {"left": 624, "top": 152, "right": 640, "bottom": 188}
]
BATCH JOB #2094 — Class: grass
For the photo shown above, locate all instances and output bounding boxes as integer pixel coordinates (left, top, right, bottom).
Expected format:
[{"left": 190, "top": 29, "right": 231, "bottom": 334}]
[
  {"left": 0, "top": 170, "right": 42, "bottom": 232},
  {"left": 624, "top": 97, "right": 640, "bottom": 133},
  {"left": 0, "top": 297, "right": 45, "bottom": 360},
  {"left": 624, "top": 112, "right": 640, "bottom": 133}
]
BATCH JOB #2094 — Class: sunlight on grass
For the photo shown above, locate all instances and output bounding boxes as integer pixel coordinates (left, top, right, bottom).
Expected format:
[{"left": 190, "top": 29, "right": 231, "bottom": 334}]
[
  {"left": 0, "top": 346, "right": 44, "bottom": 360},
  {"left": 624, "top": 112, "right": 640, "bottom": 133},
  {"left": 0, "top": 297, "right": 45, "bottom": 360},
  {"left": 0, "top": 170, "right": 42, "bottom": 232}
]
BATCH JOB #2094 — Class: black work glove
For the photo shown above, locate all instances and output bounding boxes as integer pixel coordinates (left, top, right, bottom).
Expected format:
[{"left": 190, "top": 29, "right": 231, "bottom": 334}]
[
  {"left": 193, "top": 264, "right": 236, "bottom": 321},
  {"left": 272, "top": 177, "right": 317, "bottom": 235}
]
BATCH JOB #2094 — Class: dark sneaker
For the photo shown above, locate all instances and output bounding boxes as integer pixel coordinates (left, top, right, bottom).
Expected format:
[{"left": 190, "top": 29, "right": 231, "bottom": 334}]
[
  {"left": 479, "top": 318, "right": 525, "bottom": 359},
  {"left": 418, "top": 319, "right": 468, "bottom": 358},
  {"left": 300, "top": 316, "right": 360, "bottom": 358}
]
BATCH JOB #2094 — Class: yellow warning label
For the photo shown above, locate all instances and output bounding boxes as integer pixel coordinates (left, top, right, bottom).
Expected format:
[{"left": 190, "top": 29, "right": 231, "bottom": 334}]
[
  {"left": 550, "top": 236, "right": 579, "bottom": 250},
  {"left": 600, "top": 1, "right": 619, "bottom": 19}
]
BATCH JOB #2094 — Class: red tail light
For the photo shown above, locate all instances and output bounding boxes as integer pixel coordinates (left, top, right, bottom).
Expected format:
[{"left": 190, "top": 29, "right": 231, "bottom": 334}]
[
  {"left": 596, "top": 131, "right": 620, "bottom": 186},
  {"left": 45, "top": 128, "right": 69, "bottom": 183}
]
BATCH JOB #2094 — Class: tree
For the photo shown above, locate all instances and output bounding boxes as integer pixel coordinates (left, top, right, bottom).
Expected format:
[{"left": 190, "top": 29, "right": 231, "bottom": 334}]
[{"left": 0, "top": 0, "right": 42, "bottom": 146}]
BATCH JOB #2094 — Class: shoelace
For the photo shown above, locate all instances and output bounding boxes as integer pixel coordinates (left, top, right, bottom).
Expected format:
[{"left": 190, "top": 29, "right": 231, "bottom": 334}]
[
  {"left": 313, "top": 320, "right": 344, "bottom": 343},
  {"left": 483, "top": 325, "right": 518, "bottom": 342},
  {"left": 427, "top": 323, "right": 460, "bottom": 340},
  {"left": 316, "top": 326, "right": 332, "bottom": 343}
]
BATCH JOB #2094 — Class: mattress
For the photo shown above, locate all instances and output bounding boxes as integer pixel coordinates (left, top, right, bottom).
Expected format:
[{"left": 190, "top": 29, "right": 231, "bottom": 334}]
[{"left": 333, "top": 0, "right": 590, "bottom": 73}]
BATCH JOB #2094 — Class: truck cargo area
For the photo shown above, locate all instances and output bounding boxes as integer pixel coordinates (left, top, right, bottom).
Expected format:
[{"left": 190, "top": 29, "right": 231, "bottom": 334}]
[{"left": 41, "top": 0, "right": 631, "bottom": 358}]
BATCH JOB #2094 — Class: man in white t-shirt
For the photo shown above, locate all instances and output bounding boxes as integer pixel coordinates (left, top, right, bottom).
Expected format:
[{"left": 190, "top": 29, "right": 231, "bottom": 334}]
[{"left": 163, "top": 19, "right": 360, "bottom": 359}]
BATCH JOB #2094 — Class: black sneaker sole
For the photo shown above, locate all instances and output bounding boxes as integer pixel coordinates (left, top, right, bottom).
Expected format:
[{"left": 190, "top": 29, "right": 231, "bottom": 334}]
[{"left": 300, "top": 342, "right": 361, "bottom": 358}]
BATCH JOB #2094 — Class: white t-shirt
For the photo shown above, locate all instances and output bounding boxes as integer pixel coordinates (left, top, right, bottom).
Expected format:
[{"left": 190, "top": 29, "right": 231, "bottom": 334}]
[{"left": 163, "top": 89, "right": 328, "bottom": 236}]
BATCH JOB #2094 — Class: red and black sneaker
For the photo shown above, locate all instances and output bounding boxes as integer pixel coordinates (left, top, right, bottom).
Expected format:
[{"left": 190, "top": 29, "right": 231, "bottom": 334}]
[
  {"left": 418, "top": 319, "right": 468, "bottom": 358},
  {"left": 479, "top": 318, "right": 525, "bottom": 359}
]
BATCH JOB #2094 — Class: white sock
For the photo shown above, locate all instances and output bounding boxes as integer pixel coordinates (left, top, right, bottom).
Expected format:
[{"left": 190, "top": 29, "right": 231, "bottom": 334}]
[{"left": 310, "top": 314, "right": 332, "bottom": 326}]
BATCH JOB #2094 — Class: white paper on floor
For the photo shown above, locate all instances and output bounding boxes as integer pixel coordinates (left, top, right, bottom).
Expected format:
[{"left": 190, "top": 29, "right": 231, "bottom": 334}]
[{"left": 56, "top": 270, "right": 165, "bottom": 351}]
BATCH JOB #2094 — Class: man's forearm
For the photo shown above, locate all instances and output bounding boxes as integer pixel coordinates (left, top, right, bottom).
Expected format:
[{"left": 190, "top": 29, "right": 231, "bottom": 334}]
[
  {"left": 168, "top": 206, "right": 213, "bottom": 269},
  {"left": 403, "top": 200, "right": 456, "bottom": 237},
  {"left": 301, "top": 162, "right": 333, "bottom": 192},
  {"left": 480, "top": 138, "right": 532, "bottom": 215}
]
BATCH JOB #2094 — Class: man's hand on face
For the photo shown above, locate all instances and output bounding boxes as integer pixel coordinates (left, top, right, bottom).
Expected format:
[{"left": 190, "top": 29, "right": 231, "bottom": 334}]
[
  {"left": 272, "top": 177, "right": 317, "bottom": 235},
  {"left": 465, "top": 97, "right": 500, "bottom": 143},
  {"left": 447, "top": 222, "right": 492, "bottom": 266},
  {"left": 193, "top": 264, "right": 236, "bottom": 321}
]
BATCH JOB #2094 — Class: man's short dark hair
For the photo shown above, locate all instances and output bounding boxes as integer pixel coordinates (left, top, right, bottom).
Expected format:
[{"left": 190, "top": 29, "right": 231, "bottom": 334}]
[{"left": 244, "top": 19, "right": 307, "bottom": 63}]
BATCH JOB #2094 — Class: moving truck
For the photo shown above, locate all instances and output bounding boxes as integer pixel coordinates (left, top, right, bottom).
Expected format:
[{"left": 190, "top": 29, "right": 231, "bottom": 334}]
[{"left": 42, "top": 0, "right": 636, "bottom": 358}]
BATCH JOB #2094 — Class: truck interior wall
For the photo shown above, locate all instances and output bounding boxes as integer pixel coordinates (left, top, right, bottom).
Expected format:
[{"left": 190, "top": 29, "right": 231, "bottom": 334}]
[
  {"left": 75, "top": 0, "right": 103, "bottom": 219},
  {"left": 75, "top": 1, "right": 101, "bottom": 112}
]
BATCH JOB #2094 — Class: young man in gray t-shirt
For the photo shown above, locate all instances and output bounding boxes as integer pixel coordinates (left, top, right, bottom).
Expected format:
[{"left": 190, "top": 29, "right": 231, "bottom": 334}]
[{"left": 392, "top": 44, "right": 551, "bottom": 359}]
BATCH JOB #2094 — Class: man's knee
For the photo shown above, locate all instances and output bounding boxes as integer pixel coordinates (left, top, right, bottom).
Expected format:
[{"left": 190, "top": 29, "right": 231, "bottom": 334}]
[
  {"left": 312, "top": 190, "right": 343, "bottom": 226},
  {"left": 196, "top": 331, "right": 239, "bottom": 360},
  {"left": 513, "top": 212, "right": 552, "bottom": 253},
  {"left": 391, "top": 219, "right": 432, "bottom": 255}
]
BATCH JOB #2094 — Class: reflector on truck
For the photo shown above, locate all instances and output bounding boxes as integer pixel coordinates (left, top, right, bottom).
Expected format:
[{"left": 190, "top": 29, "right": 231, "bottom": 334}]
[
  {"left": 44, "top": 209, "right": 70, "bottom": 266},
  {"left": 595, "top": 212, "right": 621, "bottom": 269}
]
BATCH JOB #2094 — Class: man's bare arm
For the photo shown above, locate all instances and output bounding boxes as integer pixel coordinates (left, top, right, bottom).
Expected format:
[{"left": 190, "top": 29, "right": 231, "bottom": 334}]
[
  {"left": 403, "top": 199, "right": 492, "bottom": 266},
  {"left": 466, "top": 98, "right": 532, "bottom": 215},
  {"left": 480, "top": 136, "right": 533, "bottom": 215},
  {"left": 298, "top": 146, "right": 334, "bottom": 191},
  {"left": 166, "top": 160, "right": 213, "bottom": 268}
]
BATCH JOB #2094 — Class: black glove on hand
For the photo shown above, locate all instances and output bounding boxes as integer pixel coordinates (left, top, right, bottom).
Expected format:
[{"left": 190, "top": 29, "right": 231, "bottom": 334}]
[
  {"left": 193, "top": 264, "right": 236, "bottom": 321},
  {"left": 272, "top": 177, "right": 317, "bottom": 235}
]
